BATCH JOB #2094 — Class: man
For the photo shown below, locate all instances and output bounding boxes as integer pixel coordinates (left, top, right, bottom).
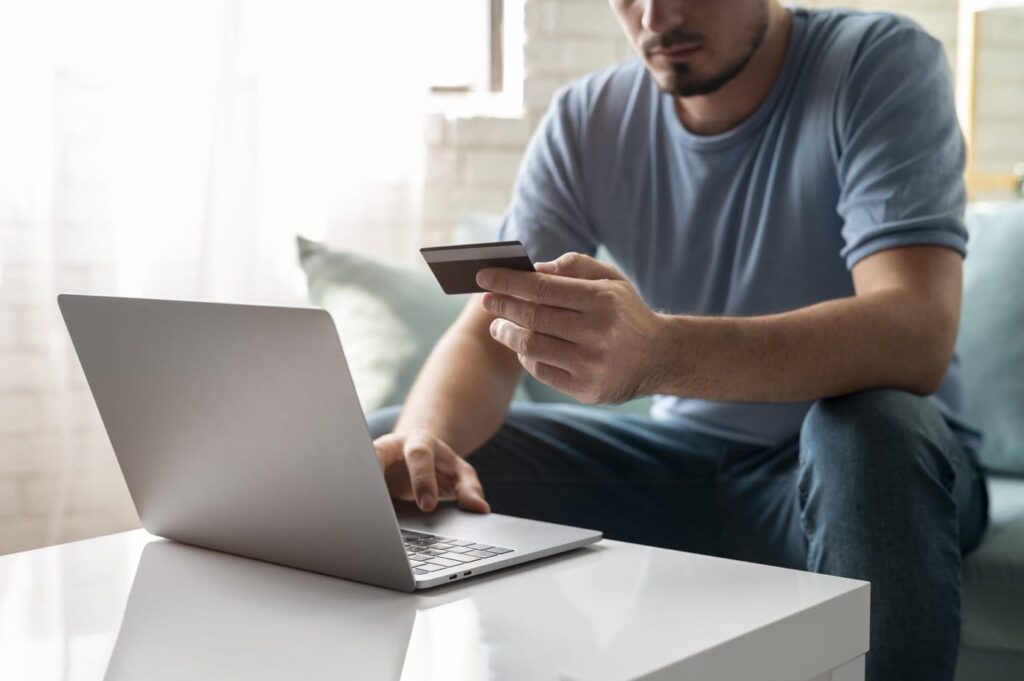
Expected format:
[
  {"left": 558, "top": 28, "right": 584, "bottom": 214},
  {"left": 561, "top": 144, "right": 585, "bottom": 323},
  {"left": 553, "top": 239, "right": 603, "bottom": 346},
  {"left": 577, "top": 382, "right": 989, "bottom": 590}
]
[{"left": 369, "top": 1, "right": 988, "bottom": 679}]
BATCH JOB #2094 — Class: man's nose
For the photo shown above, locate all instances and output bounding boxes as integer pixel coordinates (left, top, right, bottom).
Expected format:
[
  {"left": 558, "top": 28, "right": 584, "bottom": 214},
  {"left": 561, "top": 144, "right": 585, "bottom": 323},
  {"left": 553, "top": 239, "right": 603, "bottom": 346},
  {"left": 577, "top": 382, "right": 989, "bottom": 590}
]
[{"left": 641, "top": 0, "right": 686, "bottom": 34}]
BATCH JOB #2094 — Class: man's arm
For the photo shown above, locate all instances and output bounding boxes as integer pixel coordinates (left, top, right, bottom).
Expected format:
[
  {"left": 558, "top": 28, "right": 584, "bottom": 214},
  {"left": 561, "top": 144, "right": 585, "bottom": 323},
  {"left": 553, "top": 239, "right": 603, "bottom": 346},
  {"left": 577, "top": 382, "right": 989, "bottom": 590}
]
[
  {"left": 371, "top": 295, "right": 522, "bottom": 514},
  {"left": 394, "top": 296, "right": 523, "bottom": 454},
  {"left": 651, "top": 245, "right": 962, "bottom": 401},
  {"left": 374, "top": 77, "right": 596, "bottom": 514},
  {"left": 478, "top": 244, "right": 961, "bottom": 404}
]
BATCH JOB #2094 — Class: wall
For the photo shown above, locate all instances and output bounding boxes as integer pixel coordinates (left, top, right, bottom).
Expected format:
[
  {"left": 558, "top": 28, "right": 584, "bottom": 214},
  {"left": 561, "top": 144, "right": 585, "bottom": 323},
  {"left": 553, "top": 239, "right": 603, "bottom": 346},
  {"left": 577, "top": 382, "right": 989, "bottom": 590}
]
[{"left": 1, "top": 0, "right": 1022, "bottom": 555}]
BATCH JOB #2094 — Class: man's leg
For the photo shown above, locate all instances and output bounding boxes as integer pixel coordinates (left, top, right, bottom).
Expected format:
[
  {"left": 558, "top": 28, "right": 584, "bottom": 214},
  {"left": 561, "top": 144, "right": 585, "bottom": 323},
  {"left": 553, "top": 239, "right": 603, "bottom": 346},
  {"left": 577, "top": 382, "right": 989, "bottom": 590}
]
[{"left": 797, "top": 389, "right": 988, "bottom": 681}]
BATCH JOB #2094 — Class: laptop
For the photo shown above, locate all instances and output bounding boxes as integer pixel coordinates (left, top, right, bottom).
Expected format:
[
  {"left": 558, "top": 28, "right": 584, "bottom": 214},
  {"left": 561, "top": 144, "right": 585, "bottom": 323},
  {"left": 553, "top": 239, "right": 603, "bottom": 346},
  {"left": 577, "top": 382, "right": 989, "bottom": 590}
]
[{"left": 58, "top": 294, "right": 601, "bottom": 591}]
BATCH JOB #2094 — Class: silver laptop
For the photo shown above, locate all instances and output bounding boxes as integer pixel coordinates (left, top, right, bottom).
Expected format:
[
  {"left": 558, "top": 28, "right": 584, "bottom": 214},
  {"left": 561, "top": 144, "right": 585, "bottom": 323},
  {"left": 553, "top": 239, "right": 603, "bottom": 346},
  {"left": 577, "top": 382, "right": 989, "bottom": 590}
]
[{"left": 58, "top": 294, "right": 601, "bottom": 591}]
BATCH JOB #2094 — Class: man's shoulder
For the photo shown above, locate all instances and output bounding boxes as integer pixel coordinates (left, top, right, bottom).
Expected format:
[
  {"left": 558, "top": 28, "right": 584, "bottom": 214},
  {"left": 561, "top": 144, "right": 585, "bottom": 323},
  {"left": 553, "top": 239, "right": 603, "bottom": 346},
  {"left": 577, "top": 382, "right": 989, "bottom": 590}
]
[{"left": 800, "top": 8, "right": 941, "bottom": 69}]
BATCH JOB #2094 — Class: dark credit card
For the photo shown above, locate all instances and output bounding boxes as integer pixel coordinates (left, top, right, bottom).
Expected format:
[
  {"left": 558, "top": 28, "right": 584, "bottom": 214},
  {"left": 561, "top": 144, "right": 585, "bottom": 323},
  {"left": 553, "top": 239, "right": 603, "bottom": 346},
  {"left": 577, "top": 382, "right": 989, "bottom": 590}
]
[{"left": 420, "top": 240, "right": 535, "bottom": 294}]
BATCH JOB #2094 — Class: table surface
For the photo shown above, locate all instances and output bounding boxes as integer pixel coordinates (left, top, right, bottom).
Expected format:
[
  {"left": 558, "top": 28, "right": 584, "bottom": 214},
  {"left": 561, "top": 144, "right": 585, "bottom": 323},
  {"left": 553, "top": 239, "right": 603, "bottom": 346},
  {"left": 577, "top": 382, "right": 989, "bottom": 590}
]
[{"left": 0, "top": 529, "right": 869, "bottom": 681}]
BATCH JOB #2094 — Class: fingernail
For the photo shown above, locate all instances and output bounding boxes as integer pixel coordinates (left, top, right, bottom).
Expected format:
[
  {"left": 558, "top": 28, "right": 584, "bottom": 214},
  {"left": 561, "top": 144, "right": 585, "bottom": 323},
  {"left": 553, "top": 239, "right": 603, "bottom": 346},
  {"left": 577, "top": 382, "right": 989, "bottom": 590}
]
[
  {"left": 490, "top": 319, "right": 502, "bottom": 337},
  {"left": 476, "top": 270, "right": 492, "bottom": 287},
  {"left": 418, "top": 492, "right": 434, "bottom": 509}
]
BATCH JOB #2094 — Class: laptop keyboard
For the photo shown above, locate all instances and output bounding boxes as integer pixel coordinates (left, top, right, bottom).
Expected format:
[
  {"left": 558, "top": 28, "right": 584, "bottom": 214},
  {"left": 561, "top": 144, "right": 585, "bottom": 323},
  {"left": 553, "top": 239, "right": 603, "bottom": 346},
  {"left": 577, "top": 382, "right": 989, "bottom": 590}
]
[{"left": 401, "top": 529, "right": 514, "bottom": 576}]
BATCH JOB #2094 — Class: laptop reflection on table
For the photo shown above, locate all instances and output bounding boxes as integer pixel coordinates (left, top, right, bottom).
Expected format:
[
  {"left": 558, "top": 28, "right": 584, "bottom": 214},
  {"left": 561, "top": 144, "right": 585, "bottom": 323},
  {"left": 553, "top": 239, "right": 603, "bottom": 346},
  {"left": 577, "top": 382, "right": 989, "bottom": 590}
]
[
  {"left": 106, "top": 539, "right": 607, "bottom": 681},
  {"left": 105, "top": 540, "right": 417, "bottom": 681}
]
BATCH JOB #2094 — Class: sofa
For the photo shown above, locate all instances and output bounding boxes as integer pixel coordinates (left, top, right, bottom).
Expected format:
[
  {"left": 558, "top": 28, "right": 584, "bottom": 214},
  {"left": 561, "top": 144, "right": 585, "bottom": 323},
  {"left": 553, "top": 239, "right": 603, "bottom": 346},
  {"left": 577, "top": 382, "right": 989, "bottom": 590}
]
[
  {"left": 952, "top": 202, "right": 1024, "bottom": 679},
  {"left": 297, "top": 201, "right": 1024, "bottom": 678}
]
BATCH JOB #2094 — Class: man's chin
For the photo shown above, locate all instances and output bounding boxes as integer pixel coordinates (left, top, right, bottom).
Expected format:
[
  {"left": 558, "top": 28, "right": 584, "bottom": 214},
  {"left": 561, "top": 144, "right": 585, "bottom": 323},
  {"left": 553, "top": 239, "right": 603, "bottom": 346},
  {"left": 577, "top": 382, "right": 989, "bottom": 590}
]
[
  {"left": 653, "top": 64, "right": 744, "bottom": 98},
  {"left": 654, "top": 74, "right": 715, "bottom": 99}
]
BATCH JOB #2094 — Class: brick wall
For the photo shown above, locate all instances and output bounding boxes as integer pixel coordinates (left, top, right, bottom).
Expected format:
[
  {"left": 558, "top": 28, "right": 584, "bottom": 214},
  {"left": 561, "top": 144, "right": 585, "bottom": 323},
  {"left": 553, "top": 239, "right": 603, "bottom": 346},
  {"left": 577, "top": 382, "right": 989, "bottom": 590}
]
[
  {"left": 973, "top": 9, "right": 1024, "bottom": 175},
  {"left": 1, "top": 0, "right": 1021, "bottom": 555},
  {"left": 420, "top": 0, "right": 632, "bottom": 245}
]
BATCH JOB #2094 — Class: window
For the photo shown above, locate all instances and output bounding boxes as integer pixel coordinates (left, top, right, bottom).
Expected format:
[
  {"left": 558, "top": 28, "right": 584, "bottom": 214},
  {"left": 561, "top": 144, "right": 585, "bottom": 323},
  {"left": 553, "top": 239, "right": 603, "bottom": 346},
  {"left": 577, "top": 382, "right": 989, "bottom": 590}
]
[{"left": 428, "top": 0, "right": 505, "bottom": 94}]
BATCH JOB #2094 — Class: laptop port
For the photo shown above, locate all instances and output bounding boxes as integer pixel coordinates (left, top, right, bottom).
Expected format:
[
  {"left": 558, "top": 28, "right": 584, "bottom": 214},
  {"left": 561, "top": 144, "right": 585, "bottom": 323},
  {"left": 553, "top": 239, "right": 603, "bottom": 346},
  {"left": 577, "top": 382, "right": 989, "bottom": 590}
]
[
  {"left": 463, "top": 571, "right": 472, "bottom": 576},
  {"left": 448, "top": 575, "right": 457, "bottom": 580}
]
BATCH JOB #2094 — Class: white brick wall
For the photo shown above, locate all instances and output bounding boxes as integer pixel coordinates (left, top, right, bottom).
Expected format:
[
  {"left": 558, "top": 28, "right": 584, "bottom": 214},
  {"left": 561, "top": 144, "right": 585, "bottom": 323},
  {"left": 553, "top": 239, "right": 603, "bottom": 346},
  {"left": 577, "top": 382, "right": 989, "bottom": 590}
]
[
  {"left": 974, "top": 11, "right": 1024, "bottom": 173},
  {"left": 1, "top": 0, "right": 1021, "bottom": 557},
  {"left": 537, "top": 1, "right": 623, "bottom": 37}
]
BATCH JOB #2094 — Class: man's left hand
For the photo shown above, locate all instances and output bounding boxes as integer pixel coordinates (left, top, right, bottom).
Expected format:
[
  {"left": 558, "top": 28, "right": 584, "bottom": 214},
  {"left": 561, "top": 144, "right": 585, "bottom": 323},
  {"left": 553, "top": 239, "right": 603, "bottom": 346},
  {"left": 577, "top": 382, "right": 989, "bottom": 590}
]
[{"left": 476, "top": 252, "right": 666, "bottom": 404}]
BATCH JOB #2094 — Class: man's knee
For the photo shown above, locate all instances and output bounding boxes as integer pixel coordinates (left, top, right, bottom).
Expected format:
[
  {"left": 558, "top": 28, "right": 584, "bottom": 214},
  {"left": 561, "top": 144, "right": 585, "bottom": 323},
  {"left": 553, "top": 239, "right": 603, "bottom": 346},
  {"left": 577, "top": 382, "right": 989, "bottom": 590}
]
[
  {"left": 366, "top": 404, "right": 403, "bottom": 439},
  {"left": 803, "top": 388, "right": 931, "bottom": 445},
  {"left": 799, "top": 388, "right": 952, "bottom": 489}
]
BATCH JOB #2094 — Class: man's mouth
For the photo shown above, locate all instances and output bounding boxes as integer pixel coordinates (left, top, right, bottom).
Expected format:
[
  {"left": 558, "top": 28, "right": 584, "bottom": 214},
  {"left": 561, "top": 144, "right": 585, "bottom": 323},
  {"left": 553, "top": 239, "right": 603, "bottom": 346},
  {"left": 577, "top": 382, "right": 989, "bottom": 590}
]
[{"left": 649, "top": 42, "right": 703, "bottom": 62}]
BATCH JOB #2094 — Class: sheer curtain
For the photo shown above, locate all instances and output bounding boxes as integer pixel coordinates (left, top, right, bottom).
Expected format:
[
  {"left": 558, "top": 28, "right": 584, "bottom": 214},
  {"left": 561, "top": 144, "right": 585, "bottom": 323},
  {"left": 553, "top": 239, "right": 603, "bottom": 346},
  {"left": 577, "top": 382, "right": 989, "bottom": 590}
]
[
  {"left": 0, "top": 0, "right": 434, "bottom": 673},
  {"left": 0, "top": 0, "right": 429, "bottom": 553}
]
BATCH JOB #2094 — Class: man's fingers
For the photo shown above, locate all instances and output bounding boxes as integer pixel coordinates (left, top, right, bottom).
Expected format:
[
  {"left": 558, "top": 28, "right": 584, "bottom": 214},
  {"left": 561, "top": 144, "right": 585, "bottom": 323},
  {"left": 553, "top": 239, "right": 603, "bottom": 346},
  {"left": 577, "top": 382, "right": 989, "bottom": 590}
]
[
  {"left": 402, "top": 435, "right": 439, "bottom": 512},
  {"left": 489, "top": 319, "right": 577, "bottom": 370},
  {"left": 476, "top": 268, "right": 596, "bottom": 311},
  {"left": 518, "top": 355, "right": 576, "bottom": 396},
  {"left": 373, "top": 433, "right": 404, "bottom": 471},
  {"left": 378, "top": 431, "right": 488, "bottom": 514},
  {"left": 453, "top": 460, "right": 490, "bottom": 514},
  {"left": 536, "top": 252, "right": 625, "bottom": 281},
  {"left": 481, "top": 292, "right": 583, "bottom": 340}
]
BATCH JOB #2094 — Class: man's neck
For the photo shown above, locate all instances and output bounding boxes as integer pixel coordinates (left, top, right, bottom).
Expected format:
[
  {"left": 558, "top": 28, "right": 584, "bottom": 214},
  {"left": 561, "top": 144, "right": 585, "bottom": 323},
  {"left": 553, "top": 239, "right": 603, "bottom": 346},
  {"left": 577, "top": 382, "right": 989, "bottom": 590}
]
[{"left": 675, "top": 3, "right": 793, "bottom": 136}]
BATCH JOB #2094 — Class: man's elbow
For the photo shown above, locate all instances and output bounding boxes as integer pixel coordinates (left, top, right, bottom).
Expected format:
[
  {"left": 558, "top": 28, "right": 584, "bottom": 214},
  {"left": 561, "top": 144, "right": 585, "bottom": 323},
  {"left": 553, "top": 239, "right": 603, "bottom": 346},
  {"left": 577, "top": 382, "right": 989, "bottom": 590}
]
[
  {"left": 906, "top": 365, "right": 948, "bottom": 397},
  {"left": 904, "top": 314, "right": 959, "bottom": 396}
]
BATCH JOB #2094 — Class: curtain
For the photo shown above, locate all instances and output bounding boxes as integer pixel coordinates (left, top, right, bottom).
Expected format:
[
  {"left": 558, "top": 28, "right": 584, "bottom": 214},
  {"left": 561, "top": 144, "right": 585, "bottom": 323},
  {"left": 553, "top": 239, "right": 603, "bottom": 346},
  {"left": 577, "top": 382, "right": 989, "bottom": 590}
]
[{"left": 0, "top": 0, "right": 430, "bottom": 555}]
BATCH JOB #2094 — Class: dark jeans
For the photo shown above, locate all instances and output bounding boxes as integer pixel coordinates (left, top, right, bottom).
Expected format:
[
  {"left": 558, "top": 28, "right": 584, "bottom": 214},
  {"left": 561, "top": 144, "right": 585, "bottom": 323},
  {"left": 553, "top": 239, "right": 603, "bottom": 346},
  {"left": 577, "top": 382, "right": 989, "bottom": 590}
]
[{"left": 367, "top": 389, "right": 988, "bottom": 681}]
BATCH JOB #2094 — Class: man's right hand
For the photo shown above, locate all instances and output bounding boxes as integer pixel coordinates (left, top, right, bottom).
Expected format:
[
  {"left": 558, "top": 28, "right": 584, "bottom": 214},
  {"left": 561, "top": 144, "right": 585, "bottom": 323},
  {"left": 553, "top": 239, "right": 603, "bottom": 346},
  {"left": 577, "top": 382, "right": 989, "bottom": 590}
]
[{"left": 374, "top": 429, "right": 491, "bottom": 514}]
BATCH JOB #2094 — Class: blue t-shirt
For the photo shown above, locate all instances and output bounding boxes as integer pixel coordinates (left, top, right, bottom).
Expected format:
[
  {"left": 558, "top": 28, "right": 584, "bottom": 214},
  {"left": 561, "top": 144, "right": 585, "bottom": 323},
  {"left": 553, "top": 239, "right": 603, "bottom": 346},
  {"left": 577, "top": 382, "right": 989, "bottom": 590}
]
[{"left": 497, "top": 8, "right": 976, "bottom": 446}]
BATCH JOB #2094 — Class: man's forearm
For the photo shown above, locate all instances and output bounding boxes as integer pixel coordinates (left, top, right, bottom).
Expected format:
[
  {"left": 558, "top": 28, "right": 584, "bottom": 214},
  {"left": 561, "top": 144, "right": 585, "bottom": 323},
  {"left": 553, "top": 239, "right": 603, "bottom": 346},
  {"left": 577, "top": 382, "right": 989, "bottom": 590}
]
[
  {"left": 394, "top": 300, "right": 522, "bottom": 456},
  {"left": 651, "top": 288, "right": 958, "bottom": 403}
]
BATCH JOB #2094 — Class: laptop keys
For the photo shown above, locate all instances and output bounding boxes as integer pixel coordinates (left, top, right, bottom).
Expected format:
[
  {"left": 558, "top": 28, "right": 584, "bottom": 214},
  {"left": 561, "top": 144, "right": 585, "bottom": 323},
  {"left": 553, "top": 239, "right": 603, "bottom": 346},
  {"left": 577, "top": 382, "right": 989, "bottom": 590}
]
[
  {"left": 401, "top": 530, "right": 514, "bottom": 576},
  {"left": 425, "top": 557, "right": 460, "bottom": 568}
]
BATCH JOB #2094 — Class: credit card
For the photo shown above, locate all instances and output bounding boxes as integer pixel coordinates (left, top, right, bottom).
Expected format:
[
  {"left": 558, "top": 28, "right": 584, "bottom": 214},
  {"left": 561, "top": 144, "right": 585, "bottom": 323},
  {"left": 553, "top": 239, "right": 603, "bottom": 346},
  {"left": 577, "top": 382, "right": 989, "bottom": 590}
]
[{"left": 420, "top": 240, "right": 535, "bottom": 294}]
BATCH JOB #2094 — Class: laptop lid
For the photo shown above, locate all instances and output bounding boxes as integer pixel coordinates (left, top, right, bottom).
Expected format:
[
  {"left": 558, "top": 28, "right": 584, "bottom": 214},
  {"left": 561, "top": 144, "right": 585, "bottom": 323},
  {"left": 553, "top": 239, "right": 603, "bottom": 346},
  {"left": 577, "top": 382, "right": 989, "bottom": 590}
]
[{"left": 58, "top": 294, "right": 415, "bottom": 592}]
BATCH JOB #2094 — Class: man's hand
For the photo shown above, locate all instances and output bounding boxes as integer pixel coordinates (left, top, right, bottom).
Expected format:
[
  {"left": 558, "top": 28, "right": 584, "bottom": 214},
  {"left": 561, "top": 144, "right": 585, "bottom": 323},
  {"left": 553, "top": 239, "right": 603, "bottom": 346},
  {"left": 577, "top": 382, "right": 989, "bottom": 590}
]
[
  {"left": 477, "top": 252, "right": 665, "bottom": 404},
  {"left": 374, "top": 429, "right": 490, "bottom": 514}
]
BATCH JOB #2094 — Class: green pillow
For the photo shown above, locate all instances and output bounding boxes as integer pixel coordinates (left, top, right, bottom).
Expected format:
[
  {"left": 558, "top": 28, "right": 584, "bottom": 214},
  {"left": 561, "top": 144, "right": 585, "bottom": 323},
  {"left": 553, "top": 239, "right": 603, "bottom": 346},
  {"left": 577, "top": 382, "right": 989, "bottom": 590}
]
[
  {"left": 297, "top": 236, "right": 531, "bottom": 414},
  {"left": 958, "top": 202, "right": 1024, "bottom": 474}
]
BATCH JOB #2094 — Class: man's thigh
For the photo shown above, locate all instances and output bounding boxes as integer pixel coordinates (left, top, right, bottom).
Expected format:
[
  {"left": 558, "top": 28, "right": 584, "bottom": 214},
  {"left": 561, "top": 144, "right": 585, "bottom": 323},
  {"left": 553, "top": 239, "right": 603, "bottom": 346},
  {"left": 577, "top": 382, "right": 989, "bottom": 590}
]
[{"left": 367, "top": 402, "right": 805, "bottom": 566}]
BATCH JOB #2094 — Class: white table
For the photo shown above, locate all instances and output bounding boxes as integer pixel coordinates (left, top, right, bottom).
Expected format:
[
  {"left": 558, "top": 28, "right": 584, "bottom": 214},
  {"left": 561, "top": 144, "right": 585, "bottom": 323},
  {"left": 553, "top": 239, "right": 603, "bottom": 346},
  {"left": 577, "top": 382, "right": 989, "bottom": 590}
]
[{"left": 0, "top": 529, "right": 868, "bottom": 680}]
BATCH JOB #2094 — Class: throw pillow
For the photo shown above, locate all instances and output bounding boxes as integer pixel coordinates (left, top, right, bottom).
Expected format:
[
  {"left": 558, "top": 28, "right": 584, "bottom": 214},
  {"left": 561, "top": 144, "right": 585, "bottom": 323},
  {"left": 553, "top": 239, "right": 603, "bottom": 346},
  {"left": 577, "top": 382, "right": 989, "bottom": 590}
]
[{"left": 958, "top": 202, "right": 1024, "bottom": 474}]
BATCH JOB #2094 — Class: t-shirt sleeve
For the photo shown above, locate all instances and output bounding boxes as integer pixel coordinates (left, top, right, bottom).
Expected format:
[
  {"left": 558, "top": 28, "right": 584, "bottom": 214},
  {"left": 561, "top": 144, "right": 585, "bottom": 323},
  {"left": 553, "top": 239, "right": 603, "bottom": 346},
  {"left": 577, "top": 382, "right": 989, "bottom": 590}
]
[
  {"left": 496, "top": 85, "right": 599, "bottom": 262},
  {"left": 834, "top": 19, "right": 968, "bottom": 270}
]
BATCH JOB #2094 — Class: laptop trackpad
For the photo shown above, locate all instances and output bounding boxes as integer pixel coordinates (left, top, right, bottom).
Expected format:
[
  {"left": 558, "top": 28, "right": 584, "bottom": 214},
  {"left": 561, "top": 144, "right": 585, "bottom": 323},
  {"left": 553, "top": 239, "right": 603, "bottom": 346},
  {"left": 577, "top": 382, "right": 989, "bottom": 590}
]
[{"left": 395, "top": 503, "right": 602, "bottom": 555}]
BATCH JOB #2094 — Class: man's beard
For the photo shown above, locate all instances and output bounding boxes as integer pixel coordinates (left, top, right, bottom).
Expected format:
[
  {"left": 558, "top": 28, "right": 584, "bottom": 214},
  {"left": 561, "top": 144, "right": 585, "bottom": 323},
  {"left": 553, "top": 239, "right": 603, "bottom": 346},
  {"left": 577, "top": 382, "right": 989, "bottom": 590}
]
[{"left": 658, "top": 13, "right": 769, "bottom": 97}]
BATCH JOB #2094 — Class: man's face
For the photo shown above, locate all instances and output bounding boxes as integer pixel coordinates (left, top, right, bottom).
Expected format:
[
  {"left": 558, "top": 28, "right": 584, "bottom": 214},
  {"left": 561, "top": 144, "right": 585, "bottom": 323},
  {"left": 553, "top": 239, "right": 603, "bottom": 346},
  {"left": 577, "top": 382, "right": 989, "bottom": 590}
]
[{"left": 609, "top": 0, "right": 770, "bottom": 97}]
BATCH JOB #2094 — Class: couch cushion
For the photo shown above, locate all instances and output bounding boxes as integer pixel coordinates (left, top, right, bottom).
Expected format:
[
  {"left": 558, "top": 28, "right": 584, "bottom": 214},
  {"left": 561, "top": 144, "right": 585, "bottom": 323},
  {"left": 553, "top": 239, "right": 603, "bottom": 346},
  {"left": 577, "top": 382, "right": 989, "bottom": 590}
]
[
  {"left": 296, "top": 236, "right": 531, "bottom": 413},
  {"left": 962, "top": 476, "right": 1024, "bottom": 653},
  {"left": 959, "top": 202, "right": 1024, "bottom": 474}
]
